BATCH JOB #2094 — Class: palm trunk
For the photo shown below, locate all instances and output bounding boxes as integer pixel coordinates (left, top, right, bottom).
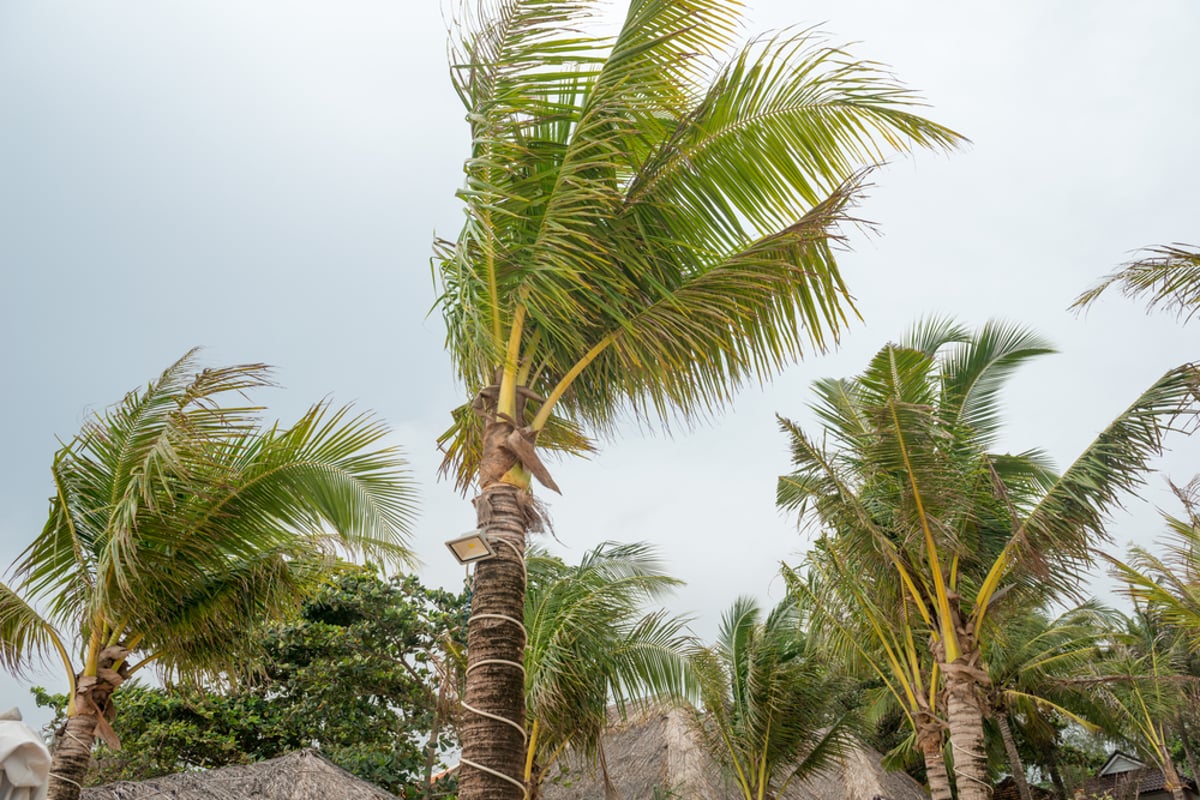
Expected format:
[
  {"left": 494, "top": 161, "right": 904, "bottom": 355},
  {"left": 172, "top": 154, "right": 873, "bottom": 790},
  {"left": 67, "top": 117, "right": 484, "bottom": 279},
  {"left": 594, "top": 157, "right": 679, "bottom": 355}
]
[
  {"left": 919, "top": 732, "right": 954, "bottom": 800},
  {"left": 48, "top": 713, "right": 98, "bottom": 800},
  {"left": 1160, "top": 748, "right": 1189, "bottom": 800},
  {"left": 944, "top": 656, "right": 992, "bottom": 800},
  {"left": 996, "top": 713, "right": 1032, "bottom": 800},
  {"left": 459, "top": 480, "right": 529, "bottom": 800},
  {"left": 1045, "top": 741, "right": 1067, "bottom": 800}
]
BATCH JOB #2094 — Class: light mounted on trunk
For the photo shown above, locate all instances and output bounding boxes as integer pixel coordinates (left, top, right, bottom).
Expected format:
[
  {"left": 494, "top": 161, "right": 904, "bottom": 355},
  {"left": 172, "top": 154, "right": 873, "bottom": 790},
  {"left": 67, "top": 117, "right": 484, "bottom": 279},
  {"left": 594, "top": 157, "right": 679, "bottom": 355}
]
[{"left": 445, "top": 530, "right": 496, "bottom": 564}]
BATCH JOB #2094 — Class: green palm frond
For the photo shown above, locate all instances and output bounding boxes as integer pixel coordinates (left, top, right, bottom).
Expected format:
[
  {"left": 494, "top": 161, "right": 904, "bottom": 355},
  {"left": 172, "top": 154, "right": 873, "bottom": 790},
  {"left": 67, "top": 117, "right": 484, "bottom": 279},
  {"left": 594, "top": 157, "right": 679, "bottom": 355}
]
[
  {"left": 523, "top": 542, "right": 692, "bottom": 770},
  {"left": 436, "top": 4, "right": 964, "bottom": 490},
  {"left": 1018, "top": 363, "right": 1200, "bottom": 598},
  {"left": 692, "top": 595, "right": 855, "bottom": 800},
  {"left": 0, "top": 581, "right": 71, "bottom": 681},
  {"left": 1073, "top": 243, "right": 1200, "bottom": 321},
  {"left": 5, "top": 352, "right": 419, "bottom": 688}
]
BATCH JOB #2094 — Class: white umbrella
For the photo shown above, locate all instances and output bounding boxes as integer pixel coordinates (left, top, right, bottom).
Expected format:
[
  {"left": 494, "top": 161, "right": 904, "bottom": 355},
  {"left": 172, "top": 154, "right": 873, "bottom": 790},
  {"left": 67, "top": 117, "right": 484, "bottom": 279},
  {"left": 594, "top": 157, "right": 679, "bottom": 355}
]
[{"left": 0, "top": 708, "right": 49, "bottom": 800}]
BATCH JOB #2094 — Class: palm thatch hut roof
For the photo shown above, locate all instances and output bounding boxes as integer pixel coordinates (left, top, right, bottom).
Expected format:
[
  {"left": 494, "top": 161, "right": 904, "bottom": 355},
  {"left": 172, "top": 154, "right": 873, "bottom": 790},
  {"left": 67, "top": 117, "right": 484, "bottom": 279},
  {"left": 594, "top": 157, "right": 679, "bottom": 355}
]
[
  {"left": 539, "top": 707, "right": 929, "bottom": 800},
  {"left": 80, "top": 749, "right": 396, "bottom": 800}
]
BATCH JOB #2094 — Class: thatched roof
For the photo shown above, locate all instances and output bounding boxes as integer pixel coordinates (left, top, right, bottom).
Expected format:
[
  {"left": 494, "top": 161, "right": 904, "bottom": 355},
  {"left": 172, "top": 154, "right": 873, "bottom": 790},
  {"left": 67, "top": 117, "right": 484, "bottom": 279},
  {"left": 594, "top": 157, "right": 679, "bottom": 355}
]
[
  {"left": 80, "top": 749, "right": 397, "bottom": 800},
  {"left": 539, "top": 707, "right": 929, "bottom": 800}
]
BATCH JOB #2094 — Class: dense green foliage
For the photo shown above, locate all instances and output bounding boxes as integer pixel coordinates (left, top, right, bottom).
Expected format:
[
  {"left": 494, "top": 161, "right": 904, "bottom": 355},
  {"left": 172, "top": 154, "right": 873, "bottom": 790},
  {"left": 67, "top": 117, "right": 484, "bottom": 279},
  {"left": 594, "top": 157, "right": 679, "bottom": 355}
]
[{"left": 36, "top": 569, "right": 467, "bottom": 797}]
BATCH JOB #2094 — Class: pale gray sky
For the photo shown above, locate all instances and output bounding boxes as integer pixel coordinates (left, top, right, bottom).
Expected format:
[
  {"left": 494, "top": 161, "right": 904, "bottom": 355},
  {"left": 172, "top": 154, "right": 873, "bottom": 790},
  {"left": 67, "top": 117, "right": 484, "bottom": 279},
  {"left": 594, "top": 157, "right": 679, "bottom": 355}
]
[{"left": 2, "top": 1, "right": 1198, "bottom": 727}]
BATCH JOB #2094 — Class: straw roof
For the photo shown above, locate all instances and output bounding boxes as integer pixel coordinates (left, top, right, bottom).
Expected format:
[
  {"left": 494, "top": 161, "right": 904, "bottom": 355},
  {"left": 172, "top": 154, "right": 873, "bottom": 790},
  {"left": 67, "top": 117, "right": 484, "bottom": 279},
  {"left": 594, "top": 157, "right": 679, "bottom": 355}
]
[
  {"left": 539, "top": 707, "right": 929, "bottom": 800},
  {"left": 80, "top": 749, "right": 397, "bottom": 800}
]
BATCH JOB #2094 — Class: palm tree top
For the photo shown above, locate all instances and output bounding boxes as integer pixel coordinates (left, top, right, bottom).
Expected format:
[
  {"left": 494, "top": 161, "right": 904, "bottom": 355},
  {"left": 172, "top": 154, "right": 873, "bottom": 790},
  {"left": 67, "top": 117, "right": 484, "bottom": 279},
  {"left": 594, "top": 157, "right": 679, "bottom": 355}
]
[{"left": 434, "top": 0, "right": 963, "bottom": 491}]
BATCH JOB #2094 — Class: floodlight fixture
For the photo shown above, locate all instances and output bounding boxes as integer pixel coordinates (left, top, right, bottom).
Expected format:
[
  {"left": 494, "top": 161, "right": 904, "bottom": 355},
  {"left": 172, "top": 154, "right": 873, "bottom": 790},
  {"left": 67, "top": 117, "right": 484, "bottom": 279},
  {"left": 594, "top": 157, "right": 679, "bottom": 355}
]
[{"left": 445, "top": 530, "right": 496, "bottom": 565}]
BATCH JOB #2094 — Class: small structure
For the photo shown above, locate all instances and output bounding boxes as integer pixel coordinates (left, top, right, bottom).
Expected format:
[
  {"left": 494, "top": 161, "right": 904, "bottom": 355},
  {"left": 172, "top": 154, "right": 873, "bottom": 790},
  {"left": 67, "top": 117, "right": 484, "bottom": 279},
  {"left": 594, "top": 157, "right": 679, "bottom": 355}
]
[
  {"left": 994, "top": 775, "right": 1054, "bottom": 800},
  {"left": 538, "top": 707, "right": 929, "bottom": 800},
  {"left": 1075, "top": 751, "right": 1198, "bottom": 800},
  {"left": 80, "top": 749, "right": 397, "bottom": 800},
  {"left": 0, "top": 707, "right": 50, "bottom": 800}
]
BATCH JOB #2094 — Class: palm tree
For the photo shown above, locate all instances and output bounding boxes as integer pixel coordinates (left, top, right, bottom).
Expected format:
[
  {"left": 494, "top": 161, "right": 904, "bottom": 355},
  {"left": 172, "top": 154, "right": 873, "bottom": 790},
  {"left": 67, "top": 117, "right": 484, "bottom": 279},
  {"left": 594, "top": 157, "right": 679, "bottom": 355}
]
[
  {"left": 1076, "top": 614, "right": 1196, "bottom": 800},
  {"left": 1072, "top": 243, "right": 1200, "bottom": 320},
  {"left": 1111, "top": 478, "right": 1200, "bottom": 654},
  {"left": 777, "top": 318, "right": 1200, "bottom": 800},
  {"left": 435, "top": 3, "right": 961, "bottom": 796},
  {"left": 982, "top": 603, "right": 1114, "bottom": 800},
  {"left": 521, "top": 542, "right": 692, "bottom": 799},
  {"left": 689, "top": 596, "right": 853, "bottom": 800},
  {"left": 785, "top": 549, "right": 954, "bottom": 800},
  {"left": 0, "top": 351, "right": 417, "bottom": 800}
]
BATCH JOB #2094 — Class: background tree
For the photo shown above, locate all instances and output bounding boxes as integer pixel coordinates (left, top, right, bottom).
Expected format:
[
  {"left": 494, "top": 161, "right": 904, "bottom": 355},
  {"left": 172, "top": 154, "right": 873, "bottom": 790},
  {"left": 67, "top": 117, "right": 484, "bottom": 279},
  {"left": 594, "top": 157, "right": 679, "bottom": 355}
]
[
  {"left": 0, "top": 352, "right": 417, "bottom": 800},
  {"left": 777, "top": 318, "right": 1200, "bottom": 800},
  {"left": 689, "top": 596, "right": 854, "bottom": 800},
  {"left": 522, "top": 542, "right": 693, "bottom": 799},
  {"left": 33, "top": 568, "right": 466, "bottom": 798},
  {"left": 435, "top": 3, "right": 961, "bottom": 796}
]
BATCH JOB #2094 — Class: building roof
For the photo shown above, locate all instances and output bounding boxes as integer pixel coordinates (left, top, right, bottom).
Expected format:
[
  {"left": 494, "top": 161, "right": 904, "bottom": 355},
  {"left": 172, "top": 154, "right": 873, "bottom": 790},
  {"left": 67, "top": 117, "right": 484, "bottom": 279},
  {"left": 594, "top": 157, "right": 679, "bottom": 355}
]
[
  {"left": 1077, "top": 751, "right": 1198, "bottom": 799},
  {"left": 80, "top": 749, "right": 397, "bottom": 800},
  {"left": 537, "top": 706, "right": 929, "bottom": 800},
  {"left": 993, "top": 776, "right": 1054, "bottom": 800}
]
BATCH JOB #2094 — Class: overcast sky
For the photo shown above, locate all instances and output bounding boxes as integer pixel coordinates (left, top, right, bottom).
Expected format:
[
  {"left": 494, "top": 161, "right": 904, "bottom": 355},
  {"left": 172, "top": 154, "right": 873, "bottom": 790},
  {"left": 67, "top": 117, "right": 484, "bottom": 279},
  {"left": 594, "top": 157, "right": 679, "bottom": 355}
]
[{"left": 2, "top": 1, "right": 1198, "bottom": 727}]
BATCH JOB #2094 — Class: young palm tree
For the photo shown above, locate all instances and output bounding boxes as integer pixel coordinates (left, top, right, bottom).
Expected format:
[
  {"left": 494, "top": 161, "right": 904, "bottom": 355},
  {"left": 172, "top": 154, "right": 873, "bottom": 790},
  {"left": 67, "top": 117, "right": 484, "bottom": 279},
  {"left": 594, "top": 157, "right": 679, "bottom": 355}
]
[
  {"left": 1073, "top": 243, "right": 1200, "bottom": 320},
  {"left": 0, "top": 352, "right": 417, "bottom": 800},
  {"left": 981, "top": 603, "right": 1114, "bottom": 800},
  {"left": 777, "top": 318, "right": 1200, "bottom": 800},
  {"left": 435, "top": 3, "right": 961, "bottom": 796},
  {"left": 522, "top": 542, "right": 692, "bottom": 799},
  {"left": 785, "top": 549, "right": 953, "bottom": 800},
  {"left": 690, "top": 596, "right": 854, "bottom": 800},
  {"left": 1076, "top": 614, "right": 1195, "bottom": 800}
]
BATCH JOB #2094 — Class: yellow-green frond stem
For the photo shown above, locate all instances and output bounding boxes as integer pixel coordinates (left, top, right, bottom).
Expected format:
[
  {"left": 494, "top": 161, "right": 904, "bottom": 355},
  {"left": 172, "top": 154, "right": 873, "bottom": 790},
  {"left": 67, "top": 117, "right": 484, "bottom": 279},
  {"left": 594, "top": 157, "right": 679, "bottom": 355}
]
[
  {"left": 499, "top": 302, "right": 529, "bottom": 419},
  {"left": 531, "top": 334, "right": 616, "bottom": 433},
  {"left": 890, "top": 401, "right": 958, "bottom": 661},
  {"left": 524, "top": 718, "right": 540, "bottom": 783}
]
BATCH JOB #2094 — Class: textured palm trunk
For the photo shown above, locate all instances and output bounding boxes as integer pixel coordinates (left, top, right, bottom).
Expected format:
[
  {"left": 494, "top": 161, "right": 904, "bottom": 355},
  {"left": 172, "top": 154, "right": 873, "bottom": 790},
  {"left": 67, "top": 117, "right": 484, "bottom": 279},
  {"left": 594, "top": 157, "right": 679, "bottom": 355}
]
[
  {"left": 944, "top": 656, "right": 992, "bottom": 800},
  {"left": 996, "top": 713, "right": 1032, "bottom": 800},
  {"left": 1046, "top": 751, "right": 1067, "bottom": 800},
  {"left": 1160, "top": 748, "right": 1189, "bottom": 800},
  {"left": 459, "top": 476, "right": 529, "bottom": 800},
  {"left": 918, "top": 726, "right": 954, "bottom": 800},
  {"left": 47, "top": 713, "right": 98, "bottom": 800}
]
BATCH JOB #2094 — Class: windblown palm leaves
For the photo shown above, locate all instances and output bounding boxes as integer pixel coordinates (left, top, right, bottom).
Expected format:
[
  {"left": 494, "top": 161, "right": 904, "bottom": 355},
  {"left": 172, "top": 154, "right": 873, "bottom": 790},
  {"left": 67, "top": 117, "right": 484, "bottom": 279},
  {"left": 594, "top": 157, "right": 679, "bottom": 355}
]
[
  {"left": 522, "top": 542, "right": 692, "bottom": 796},
  {"left": 436, "top": 0, "right": 962, "bottom": 492},
  {"left": 1073, "top": 243, "right": 1200, "bottom": 321},
  {"left": 776, "top": 318, "right": 1200, "bottom": 800},
  {"left": 1110, "top": 479, "right": 1200, "bottom": 655},
  {"left": 690, "top": 596, "right": 853, "bottom": 800},
  {"left": 0, "top": 351, "right": 417, "bottom": 800}
]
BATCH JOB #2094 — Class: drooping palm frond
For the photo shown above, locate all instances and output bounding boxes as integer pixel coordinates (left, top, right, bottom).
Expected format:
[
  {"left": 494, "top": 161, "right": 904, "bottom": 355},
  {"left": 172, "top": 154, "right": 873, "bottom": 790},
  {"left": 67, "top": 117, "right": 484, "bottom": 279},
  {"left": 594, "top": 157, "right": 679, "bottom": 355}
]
[
  {"left": 1109, "top": 479, "right": 1200, "bottom": 655},
  {"left": 0, "top": 581, "right": 71, "bottom": 680},
  {"left": 1072, "top": 243, "right": 1200, "bottom": 321},
  {"left": 1015, "top": 363, "right": 1200, "bottom": 599}
]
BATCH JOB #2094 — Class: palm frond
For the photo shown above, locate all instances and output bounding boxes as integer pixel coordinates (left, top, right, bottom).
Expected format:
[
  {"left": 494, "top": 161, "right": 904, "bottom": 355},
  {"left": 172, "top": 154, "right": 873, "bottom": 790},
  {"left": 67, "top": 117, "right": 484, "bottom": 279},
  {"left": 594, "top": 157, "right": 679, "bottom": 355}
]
[{"left": 1072, "top": 243, "right": 1200, "bottom": 320}]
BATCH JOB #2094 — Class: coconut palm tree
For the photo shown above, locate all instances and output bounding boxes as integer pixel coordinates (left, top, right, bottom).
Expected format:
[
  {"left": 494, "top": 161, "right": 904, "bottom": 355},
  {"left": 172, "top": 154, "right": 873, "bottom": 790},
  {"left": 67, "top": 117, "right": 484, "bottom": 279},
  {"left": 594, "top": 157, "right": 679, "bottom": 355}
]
[
  {"left": 981, "top": 603, "right": 1114, "bottom": 800},
  {"left": 1073, "top": 243, "right": 1200, "bottom": 321},
  {"left": 777, "top": 318, "right": 1200, "bottom": 800},
  {"left": 435, "top": 3, "right": 961, "bottom": 796},
  {"left": 0, "top": 352, "right": 417, "bottom": 800},
  {"left": 1075, "top": 613, "right": 1196, "bottom": 800},
  {"left": 521, "top": 542, "right": 692, "bottom": 799},
  {"left": 689, "top": 596, "right": 854, "bottom": 800},
  {"left": 785, "top": 549, "right": 954, "bottom": 800}
]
